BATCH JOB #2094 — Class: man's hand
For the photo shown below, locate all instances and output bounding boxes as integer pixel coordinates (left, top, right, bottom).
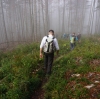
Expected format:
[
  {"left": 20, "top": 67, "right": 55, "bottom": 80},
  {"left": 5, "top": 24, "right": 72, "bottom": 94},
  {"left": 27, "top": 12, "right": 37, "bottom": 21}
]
[
  {"left": 40, "top": 53, "right": 43, "bottom": 58},
  {"left": 40, "top": 48, "right": 43, "bottom": 58}
]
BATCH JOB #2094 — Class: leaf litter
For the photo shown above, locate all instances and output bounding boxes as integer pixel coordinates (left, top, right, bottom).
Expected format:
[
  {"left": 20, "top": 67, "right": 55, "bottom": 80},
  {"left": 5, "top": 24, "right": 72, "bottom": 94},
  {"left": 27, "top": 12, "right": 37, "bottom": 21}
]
[{"left": 65, "top": 71, "right": 100, "bottom": 99}]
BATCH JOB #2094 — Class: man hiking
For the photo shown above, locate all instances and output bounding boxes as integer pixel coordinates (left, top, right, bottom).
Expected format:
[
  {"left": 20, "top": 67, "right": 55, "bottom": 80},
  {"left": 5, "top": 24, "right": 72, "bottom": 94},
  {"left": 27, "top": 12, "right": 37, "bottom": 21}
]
[
  {"left": 40, "top": 30, "right": 59, "bottom": 75},
  {"left": 70, "top": 33, "right": 76, "bottom": 50}
]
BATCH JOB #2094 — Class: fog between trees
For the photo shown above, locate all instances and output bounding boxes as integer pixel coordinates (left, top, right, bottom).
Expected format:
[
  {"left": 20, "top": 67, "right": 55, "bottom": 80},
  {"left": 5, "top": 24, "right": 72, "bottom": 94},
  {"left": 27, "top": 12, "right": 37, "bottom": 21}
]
[{"left": 0, "top": 0, "right": 100, "bottom": 49}]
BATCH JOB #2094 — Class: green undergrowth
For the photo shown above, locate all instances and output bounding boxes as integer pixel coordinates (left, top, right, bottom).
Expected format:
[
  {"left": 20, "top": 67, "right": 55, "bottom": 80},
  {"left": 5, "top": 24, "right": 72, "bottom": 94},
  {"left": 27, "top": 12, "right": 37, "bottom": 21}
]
[
  {"left": 1, "top": 36, "right": 100, "bottom": 99},
  {"left": 0, "top": 42, "right": 44, "bottom": 99},
  {"left": 44, "top": 37, "right": 100, "bottom": 99}
]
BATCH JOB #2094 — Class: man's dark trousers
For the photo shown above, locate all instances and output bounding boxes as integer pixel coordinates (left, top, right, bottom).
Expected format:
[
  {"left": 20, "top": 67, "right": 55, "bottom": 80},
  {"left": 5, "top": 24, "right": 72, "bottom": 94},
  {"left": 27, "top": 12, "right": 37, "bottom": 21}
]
[{"left": 44, "top": 52, "right": 54, "bottom": 75}]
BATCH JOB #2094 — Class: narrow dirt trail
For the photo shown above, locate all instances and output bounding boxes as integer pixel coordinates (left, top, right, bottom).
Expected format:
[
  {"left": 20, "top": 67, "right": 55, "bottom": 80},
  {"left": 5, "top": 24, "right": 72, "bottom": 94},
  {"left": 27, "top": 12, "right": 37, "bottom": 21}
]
[
  {"left": 31, "top": 55, "right": 62, "bottom": 99},
  {"left": 31, "top": 76, "right": 48, "bottom": 99}
]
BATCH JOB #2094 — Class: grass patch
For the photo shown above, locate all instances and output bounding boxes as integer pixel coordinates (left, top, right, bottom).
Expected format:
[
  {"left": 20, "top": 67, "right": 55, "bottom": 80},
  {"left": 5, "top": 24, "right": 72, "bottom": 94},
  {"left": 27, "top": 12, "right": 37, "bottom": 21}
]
[
  {"left": 44, "top": 36, "right": 100, "bottom": 99},
  {"left": 0, "top": 42, "right": 44, "bottom": 99}
]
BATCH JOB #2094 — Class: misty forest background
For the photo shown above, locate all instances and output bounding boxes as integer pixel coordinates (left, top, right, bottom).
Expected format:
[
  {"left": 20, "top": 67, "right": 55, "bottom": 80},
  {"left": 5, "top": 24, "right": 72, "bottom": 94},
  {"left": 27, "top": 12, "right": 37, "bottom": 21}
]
[{"left": 0, "top": 0, "right": 100, "bottom": 49}]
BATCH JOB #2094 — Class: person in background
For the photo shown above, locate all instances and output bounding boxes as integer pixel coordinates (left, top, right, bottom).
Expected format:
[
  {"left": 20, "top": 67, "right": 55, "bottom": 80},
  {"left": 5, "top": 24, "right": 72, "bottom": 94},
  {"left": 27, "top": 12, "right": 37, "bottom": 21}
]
[
  {"left": 62, "top": 33, "right": 67, "bottom": 39},
  {"left": 40, "top": 30, "right": 59, "bottom": 76},
  {"left": 77, "top": 33, "right": 81, "bottom": 43},
  {"left": 70, "top": 33, "right": 76, "bottom": 50}
]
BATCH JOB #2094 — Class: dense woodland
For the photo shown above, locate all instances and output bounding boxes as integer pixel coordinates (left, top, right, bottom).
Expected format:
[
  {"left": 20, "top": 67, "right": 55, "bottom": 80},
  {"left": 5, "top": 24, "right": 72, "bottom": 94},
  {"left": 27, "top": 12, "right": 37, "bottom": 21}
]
[{"left": 0, "top": 0, "right": 100, "bottom": 49}]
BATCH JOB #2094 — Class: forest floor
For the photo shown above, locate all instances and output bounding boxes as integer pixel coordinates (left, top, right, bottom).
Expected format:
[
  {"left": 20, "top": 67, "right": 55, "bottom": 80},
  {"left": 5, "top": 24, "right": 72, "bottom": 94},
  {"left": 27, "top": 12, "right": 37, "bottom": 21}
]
[
  {"left": 31, "top": 40, "right": 100, "bottom": 99},
  {"left": 31, "top": 78, "right": 45, "bottom": 99},
  {"left": 31, "top": 56, "right": 59, "bottom": 99}
]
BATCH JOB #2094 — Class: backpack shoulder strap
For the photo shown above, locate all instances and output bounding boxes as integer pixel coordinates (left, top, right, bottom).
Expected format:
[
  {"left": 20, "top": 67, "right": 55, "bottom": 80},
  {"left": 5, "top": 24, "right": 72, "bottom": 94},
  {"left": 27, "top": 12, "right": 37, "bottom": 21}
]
[
  {"left": 52, "top": 35, "right": 56, "bottom": 39},
  {"left": 46, "top": 36, "right": 49, "bottom": 42}
]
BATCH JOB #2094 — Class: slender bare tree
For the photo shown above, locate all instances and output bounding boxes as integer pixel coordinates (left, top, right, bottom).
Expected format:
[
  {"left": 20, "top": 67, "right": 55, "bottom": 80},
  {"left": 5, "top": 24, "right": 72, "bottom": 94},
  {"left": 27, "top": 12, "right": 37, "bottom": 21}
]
[
  {"left": 62, "top": 0, "right": 65, "bottom": 34},
  {"left": 1, "top": 0, "right": 9, "bottom": 47}
]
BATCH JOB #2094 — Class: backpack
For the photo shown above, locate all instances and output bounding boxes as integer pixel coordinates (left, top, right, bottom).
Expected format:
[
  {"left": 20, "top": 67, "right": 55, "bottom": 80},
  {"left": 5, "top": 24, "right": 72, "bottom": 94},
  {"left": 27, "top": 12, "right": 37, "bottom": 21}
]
[
  {"left": 43, "top": 36, "right": 55, "bottom": 53},
  {"left": 70, "top": 36, "right": 76, "bottom": 43}
]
